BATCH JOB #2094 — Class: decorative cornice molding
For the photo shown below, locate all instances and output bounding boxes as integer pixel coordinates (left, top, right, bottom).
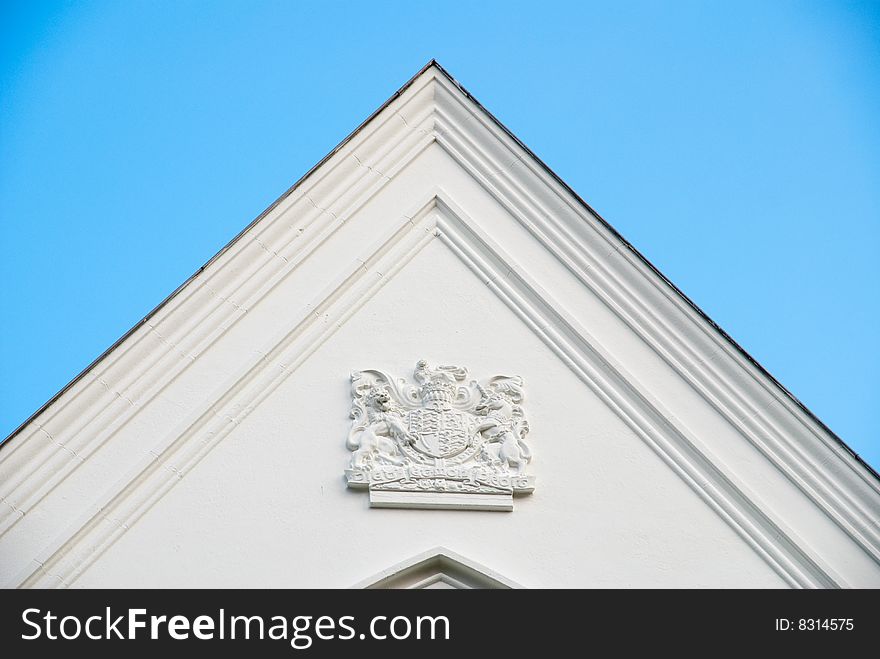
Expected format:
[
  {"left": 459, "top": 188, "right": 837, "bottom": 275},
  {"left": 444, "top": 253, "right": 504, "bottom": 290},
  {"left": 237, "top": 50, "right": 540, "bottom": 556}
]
[
  {"left": 0, "top": 71, "right": 438, "bottom": 537},
  {"left": 5, "top": 196, "right": 846, "bottom": 588},
  {"left": 13, "top": 199, "right": 440, "bottom": 588},
  {"left": 434, "top": 198, "right": 841, "bottom": 587},
  {"left": 2, "top": 64, "right": 878, "bottom": 588},
  {"left": 427, "top": 76, "right": 880, "bottom": 562}
]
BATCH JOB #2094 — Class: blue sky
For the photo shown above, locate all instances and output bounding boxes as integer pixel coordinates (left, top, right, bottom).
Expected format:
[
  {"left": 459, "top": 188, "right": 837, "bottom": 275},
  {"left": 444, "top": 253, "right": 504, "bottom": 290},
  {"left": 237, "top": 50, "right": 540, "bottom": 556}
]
[{"left": 1, "top": 1, "right": 878, "bottom": 469}]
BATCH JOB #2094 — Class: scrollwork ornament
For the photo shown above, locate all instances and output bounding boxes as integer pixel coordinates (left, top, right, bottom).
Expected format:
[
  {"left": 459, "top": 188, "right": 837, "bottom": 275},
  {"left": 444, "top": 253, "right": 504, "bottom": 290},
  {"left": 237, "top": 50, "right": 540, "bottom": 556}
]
[{"left": 345, "top": 361, "right": 535, "bottom": 508}]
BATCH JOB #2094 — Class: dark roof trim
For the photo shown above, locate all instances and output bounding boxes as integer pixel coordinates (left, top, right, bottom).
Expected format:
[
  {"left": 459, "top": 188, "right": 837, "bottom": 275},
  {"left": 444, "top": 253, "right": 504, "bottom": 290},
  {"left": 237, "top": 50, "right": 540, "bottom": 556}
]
[
  {"left": 3, "top": 61, "right": 876, "bottom": 485},
  {"left": 432, "top": 61, "right": 878, "bottom": 483}
]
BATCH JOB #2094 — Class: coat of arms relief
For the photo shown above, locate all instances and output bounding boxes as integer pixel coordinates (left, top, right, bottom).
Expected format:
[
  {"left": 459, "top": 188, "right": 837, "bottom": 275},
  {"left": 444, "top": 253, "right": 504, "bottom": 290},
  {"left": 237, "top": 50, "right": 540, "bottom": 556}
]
[{"left": 345, "top": 360, "right": 535, "bottom": 511}]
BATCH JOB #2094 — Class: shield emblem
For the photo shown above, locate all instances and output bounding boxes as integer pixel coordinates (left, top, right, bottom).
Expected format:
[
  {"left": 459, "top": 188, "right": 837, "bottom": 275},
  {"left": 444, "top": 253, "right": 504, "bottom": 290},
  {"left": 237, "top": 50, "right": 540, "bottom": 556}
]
[{"left": 407, "top": 409, "right": 470, "bottom": 458}]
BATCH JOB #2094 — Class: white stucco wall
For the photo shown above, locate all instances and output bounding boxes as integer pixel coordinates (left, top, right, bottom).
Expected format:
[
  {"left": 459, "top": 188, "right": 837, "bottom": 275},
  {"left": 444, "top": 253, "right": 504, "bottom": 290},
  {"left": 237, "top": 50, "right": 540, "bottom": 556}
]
[{"left": 72, "top": 239, "right": 787, "bottom": 587}]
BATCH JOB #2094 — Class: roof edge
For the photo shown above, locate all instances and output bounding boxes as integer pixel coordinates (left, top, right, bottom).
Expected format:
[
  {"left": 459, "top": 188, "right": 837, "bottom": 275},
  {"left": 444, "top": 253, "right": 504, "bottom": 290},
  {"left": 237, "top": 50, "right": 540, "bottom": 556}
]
[
  {"left": 3, "top": 60, "right": 876, "bottom": 489},
  {"left": 430, "top": 62, "right": 879, "bottom": 485},
  {"left": 1, "top": 59, "right": 442, "bottom": 449}
]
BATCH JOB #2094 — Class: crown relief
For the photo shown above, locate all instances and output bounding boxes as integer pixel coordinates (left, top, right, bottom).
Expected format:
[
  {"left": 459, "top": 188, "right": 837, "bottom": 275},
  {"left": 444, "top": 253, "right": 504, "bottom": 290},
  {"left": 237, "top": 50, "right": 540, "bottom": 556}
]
[{"left": 345, "top": 360, "right": 535, "bottom": 511}]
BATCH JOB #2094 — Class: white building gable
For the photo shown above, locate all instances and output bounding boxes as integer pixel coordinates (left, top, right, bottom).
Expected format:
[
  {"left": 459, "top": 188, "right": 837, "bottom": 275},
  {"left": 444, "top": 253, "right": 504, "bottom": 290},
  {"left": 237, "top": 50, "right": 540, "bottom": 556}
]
[{"left": 1, "top": 62, "right": 878, "bottom": 588}]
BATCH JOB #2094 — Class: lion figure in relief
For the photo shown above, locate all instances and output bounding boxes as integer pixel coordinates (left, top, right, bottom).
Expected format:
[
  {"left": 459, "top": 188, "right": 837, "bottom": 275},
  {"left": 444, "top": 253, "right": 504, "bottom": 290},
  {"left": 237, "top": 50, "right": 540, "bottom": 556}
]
[{"left": 347, "top": 386, "right": 415, "bottom": 468}]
